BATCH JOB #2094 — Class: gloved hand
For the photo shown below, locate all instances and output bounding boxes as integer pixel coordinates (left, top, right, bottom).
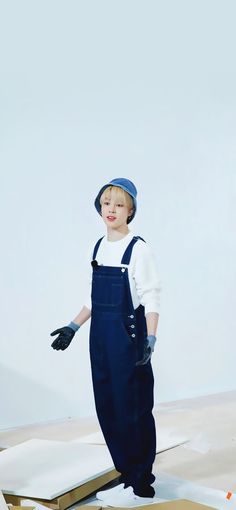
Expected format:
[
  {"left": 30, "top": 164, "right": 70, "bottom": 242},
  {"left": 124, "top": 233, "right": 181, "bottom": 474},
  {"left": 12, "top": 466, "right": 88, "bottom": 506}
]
[
  {"left": 135, "top": 335, "right": 156, "bottom": 366},
  {"left": 50, "top": 322, "right": 80, "bottom": 351}
]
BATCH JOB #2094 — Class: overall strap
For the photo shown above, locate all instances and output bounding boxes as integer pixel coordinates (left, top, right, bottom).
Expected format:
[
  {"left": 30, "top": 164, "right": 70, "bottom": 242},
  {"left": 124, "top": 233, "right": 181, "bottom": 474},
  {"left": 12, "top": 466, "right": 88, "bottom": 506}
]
[
  {"left": 121, "top": 236, "right": 146, "bottom": 265},
  {"left": 92, "top": 236, "right": 105, "bottom": 260}
]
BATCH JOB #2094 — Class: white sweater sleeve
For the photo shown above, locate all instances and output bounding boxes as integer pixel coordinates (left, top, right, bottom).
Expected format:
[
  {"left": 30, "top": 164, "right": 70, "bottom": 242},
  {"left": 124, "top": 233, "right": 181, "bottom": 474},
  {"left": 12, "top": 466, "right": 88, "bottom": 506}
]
[{"left": 132, "top": 241, "right": 161, "bottom": 315}]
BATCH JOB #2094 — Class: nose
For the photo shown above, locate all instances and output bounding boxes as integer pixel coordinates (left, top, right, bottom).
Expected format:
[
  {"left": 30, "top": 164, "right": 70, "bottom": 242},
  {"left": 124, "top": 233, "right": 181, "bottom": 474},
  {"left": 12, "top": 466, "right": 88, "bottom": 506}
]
[{"left": 109, "top": 202, "right": 116, "bottom": 213}]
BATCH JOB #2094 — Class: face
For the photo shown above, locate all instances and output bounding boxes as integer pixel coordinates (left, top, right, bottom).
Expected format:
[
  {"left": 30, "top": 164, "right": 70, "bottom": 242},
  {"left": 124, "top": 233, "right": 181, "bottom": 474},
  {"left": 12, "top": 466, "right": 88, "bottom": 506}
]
[{"left": 100, "top": 189, "right": 133, "bottom": 230}]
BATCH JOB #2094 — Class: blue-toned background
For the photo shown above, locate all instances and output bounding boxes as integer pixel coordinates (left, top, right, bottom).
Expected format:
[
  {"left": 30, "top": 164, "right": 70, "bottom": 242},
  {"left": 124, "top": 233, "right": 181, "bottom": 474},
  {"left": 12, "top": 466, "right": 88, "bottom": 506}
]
[{"left": 1, "top": 0, "right": 235, "bottom": 427}]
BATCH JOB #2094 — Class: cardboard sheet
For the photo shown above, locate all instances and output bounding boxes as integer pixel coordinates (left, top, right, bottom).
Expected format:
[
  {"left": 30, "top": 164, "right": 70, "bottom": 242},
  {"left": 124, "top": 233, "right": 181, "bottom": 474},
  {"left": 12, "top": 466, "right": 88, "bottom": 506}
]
[
  {"left": 73, "top": 429, "right": 189, "bottom": 453},
  {"left": 78, "top": 502, "right": 218, "bottom": 509},
  {"left": 152, "top": 472, "right": 236, "bottom": 510},
  {"left": 79, "top": 472, "right": 235, "bottom": 509},
  {"left": 20, "top": 500, "right": 55, "bottom": 510},
  {"left": 0, "top": 439, "right": 114, "bottom": 500},
  {"left": 0, "top": 492, "right": 8, "bottom": 510}
]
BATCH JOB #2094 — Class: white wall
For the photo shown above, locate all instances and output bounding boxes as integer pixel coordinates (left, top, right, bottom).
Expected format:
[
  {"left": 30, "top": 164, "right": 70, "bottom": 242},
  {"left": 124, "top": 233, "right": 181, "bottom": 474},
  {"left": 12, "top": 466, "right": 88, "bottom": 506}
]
[{"left": 1, "top": 0, "right": 236, "bottom": 428}]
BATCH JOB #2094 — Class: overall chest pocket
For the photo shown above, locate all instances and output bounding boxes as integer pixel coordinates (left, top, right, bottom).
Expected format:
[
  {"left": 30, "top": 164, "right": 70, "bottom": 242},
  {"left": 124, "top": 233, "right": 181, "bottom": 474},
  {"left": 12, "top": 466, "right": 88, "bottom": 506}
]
[{"left": 92, "top": 276, "right": 125, "bottom": 307}]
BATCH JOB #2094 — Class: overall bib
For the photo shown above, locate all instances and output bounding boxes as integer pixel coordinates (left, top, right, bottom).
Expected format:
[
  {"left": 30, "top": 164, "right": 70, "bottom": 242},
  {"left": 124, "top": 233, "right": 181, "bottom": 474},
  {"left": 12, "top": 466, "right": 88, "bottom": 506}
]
[{"left": 89, "top": 236, "right": 156, "bottom": 497}]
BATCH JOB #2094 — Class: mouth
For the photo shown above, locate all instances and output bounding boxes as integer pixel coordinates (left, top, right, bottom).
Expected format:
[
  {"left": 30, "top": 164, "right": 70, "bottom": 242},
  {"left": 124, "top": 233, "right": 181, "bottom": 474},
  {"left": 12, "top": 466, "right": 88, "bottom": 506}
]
[{"left": 107, "top": 216, "right": 116, "bottom": 221}]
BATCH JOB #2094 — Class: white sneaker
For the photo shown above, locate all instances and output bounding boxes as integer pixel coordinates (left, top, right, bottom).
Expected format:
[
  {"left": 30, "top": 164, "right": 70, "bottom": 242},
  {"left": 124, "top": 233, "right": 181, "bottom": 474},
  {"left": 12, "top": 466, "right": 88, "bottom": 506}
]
[
  {"left": 104, "top": 487, "right": 155, "bottom": 507},
  {"left": 96, "top": 482, "right": 125, "bottom": 500}
]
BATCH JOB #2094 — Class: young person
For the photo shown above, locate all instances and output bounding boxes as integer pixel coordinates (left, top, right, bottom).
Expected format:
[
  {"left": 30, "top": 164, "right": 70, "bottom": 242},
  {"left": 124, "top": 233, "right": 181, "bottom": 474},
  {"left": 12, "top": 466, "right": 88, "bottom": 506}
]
[{"left": 51, "top": 178, "right": 161, "bottom": 505}]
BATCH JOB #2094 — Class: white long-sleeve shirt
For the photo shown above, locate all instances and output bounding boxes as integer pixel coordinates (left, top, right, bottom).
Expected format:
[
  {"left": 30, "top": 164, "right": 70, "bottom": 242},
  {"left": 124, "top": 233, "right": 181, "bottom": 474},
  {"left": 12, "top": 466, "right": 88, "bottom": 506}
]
[{"left": 84, "top": 231, "right": 161, "bottom": 315}]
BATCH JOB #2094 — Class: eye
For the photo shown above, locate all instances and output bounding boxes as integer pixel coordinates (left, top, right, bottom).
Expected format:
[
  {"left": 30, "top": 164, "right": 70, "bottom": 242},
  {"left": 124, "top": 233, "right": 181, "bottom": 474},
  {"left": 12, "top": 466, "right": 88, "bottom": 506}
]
[{"left": 117, "top": 203, "right": 124, "bottom": 207}]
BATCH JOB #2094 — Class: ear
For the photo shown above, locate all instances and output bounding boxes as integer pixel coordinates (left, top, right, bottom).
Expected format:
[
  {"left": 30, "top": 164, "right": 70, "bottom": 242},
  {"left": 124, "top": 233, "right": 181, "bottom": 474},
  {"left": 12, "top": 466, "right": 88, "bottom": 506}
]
[{"left": 127, "top": 208, "right": 133, "bottom": 221}]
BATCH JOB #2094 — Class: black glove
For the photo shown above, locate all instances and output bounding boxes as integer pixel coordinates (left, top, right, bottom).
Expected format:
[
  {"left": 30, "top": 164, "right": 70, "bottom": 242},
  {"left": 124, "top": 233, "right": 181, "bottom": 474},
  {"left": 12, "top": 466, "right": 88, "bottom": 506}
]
[
  {"left": 135, "top": 335, "right": 156, "bottom": 366},
  {"left": 50, "top": 326, "right": 75, "bottom": 351}
]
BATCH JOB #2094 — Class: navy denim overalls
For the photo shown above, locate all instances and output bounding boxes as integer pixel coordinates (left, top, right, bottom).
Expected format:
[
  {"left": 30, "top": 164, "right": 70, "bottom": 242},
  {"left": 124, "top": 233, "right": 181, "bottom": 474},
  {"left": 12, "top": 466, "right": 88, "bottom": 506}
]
[{"left": 89, "top": 235, "right": 156, "bottom": 497}]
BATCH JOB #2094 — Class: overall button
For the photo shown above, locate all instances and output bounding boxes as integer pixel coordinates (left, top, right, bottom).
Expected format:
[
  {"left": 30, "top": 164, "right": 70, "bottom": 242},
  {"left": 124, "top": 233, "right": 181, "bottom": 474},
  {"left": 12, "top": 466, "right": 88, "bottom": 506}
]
[
  {"left": 128, "top": 314, "right": 134, "bottom": 319},
  {"left": 130, "top": 325, "right": 135, "bottom": 329},
  {"left": 121, "top": 268, "right": 126, "bottom": 272},
  {"left": 131, "top": 334, "right": 136, "bottom": 338}
]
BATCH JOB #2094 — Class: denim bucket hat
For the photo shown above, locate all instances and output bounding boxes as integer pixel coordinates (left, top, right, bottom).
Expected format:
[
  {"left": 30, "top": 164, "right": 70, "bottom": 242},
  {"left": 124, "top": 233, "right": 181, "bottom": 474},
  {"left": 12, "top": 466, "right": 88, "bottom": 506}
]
[{"left": 94, "top": 178, "right": 137, "bottom": 224}]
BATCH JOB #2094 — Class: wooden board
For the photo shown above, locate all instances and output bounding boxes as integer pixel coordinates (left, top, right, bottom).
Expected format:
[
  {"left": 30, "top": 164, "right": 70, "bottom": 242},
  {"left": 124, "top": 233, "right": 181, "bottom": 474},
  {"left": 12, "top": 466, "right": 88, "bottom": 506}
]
[
  {"left": 0, "top": 439, "right": 117, "bottom": 500},
  {"left": 4, "top": 470, "right": 118, "bottom": 510}
]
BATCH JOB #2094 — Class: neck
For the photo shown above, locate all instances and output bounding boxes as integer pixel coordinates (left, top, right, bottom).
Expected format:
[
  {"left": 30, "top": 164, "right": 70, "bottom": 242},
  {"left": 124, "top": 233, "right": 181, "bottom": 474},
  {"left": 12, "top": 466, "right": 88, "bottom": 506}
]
[{"left": 107, "top": 225, "right": 130, "bottom": 242}]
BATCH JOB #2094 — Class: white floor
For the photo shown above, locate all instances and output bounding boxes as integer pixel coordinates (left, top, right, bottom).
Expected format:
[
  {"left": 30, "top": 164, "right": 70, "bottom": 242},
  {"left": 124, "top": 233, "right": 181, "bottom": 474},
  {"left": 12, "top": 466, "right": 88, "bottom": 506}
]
[
  {"left": 0, "top": 390, "right": 235, "bottom": 506},
  {"left": 154, "top": 391, "right": 236, "bottom": 492}
]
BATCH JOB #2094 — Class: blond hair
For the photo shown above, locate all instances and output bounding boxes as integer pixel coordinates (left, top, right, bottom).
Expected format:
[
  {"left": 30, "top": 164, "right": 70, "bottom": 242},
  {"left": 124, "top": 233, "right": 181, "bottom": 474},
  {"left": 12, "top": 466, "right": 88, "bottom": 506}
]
[{"left": 100, "top": 186, "right": 133, "bottom": 209}]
